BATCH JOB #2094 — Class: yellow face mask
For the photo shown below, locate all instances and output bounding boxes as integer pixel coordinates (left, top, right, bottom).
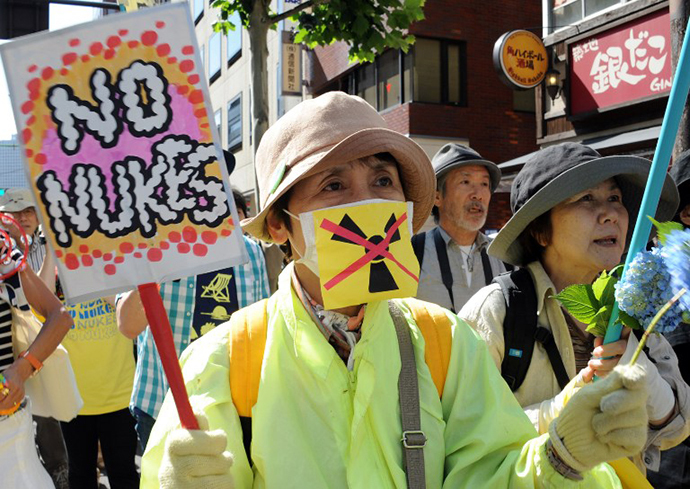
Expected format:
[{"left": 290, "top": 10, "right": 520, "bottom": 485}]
[{"left": 291, "top": 199, "right": 420, "bottom": 310}]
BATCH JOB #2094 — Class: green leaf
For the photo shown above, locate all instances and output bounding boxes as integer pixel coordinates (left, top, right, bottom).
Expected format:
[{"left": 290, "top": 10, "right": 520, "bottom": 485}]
[
  {"left": 682, "top": 310, "right": 690, "bottom": 324},
  {"left": 609, "top": 264, "right": 624, "bottom": 278},
  {"left": 585, "top": 320, "right": 608, "bottom": 337},
  {"left": 591, "top": 270, "right": 618, "bottom": 308},
  {"left": 649, "top": 217, "right": 684, "bottom": 246},
  {"left": 618, "top": 309, "right": 642, "bottom": 330},
  {"left": 554, "top": 284, "right": 600, "bottom": 324}
]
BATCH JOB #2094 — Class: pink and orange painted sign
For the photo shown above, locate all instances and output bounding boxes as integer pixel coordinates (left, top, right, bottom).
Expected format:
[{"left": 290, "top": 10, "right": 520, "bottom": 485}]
[{"left": 0, "top": 3, "right": 247, "bottom": 303}]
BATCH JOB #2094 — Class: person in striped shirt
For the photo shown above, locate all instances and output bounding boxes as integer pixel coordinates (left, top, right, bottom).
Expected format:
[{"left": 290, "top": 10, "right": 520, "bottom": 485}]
[
  {"left": 0, "top": 189, "right": 71, "bottom": 489},
  {"left": 0, "top": 245, "right": 73, "bottom": 488}
]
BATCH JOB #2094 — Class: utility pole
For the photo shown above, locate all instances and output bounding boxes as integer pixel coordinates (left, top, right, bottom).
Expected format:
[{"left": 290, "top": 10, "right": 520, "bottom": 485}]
[{"left": 671, "top": 0, "right": 690, "bottom": 161}]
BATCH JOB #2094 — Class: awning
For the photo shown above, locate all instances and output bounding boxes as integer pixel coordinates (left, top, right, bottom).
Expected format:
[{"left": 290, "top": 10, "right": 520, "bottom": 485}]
[
  {"left": 583, "top": 125, "right": 660, "bottom": 150},
  {"left": 498, "top": 125, "right": 661, "bottom": 173}
]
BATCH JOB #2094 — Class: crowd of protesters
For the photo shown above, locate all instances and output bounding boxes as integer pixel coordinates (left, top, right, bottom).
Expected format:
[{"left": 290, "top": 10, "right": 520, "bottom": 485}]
[{"left": 0, "top": 90, "right": 689, "bottom": 488}]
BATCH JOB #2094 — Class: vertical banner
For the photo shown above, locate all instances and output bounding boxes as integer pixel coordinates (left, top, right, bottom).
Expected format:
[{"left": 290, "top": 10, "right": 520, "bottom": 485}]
[{"left": 0, "top": 3, "right": 248, "bottom": 303}]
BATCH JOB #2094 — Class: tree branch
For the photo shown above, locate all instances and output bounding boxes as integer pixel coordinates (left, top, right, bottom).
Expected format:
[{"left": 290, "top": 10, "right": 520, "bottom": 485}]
[{"left": 270, "top": 0, "right": 330, "bottom": 25}]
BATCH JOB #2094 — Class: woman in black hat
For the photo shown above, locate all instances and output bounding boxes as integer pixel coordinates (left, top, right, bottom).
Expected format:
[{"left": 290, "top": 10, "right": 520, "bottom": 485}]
[{"left": 460, "top": 142, "right": 690, "bottom": 474}]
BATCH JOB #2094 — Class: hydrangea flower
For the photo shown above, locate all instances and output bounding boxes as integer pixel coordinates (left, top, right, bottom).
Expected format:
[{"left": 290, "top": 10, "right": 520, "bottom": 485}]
[
  {"left": 661, "top": 228, "right": 690, "bottom": 313},
  {"left": 614, "top": 247, "right": 685, "bottom": 333}
]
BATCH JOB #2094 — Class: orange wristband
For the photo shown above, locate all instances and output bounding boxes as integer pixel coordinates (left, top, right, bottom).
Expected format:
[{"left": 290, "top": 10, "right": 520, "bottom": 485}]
[{"left": 19, "top": 350, "right": 43, "bottom": 376}]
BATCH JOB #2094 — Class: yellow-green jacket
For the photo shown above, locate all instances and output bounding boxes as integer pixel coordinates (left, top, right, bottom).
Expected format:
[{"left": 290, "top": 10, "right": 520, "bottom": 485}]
[{"left": 141, "top": 263, "right": 620, "bottom": 488}]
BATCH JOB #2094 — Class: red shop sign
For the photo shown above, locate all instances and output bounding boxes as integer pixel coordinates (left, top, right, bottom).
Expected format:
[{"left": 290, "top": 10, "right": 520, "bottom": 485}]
[{"left": 569, "top": 9, "right": 671, "bottom": 115}]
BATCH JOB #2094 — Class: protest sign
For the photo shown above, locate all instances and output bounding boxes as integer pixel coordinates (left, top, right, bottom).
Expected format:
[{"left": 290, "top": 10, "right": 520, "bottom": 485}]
[{"left": 0, "top": 3, "right": 247, "bottom": 304}]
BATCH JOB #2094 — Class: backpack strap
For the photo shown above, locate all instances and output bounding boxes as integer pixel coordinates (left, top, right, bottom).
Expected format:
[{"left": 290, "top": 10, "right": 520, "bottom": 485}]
[
  {"left": 495, "top": 269, "right": 569, "bottom": 391},
  {"left": 405, "top": 298, "right": 452, "bottom": 398},
  {"left": 228, "top": 299, "right": 269, "bottom": 418},
  {"left": 495, "top": 269, "right": 539, "bottom": 392},
  {"left": 431, "top": 227, "right": 456, "bottom": 314},
  {"left": 411, "top": 232, "right": 426, "bottom": 267},
  {"left": 390, "top": 302, "right": 427, "bottom": 489},
  {"left": 480, "top": 248, "right": 493, "bottom": 286}
]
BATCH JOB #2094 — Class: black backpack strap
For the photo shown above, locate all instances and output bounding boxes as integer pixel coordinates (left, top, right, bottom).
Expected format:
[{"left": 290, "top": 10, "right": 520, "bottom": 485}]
[
  {"left": 496, "top": 268, "right": 570, "bottom": 391},
  {"left": 534, "top": 327, "right": 570, "bottom": 390},
  {"left": 431, "top": 227, "right": 455, "bottom": 314},
  {"left": 480, "top": 248, "right": 493, "bottom": 286},
  {"left": 496, "top": 268, "right": 539, "bottom": 392},
  {"left": 411, "top": 232, "right": 426, "bottom": 267}
]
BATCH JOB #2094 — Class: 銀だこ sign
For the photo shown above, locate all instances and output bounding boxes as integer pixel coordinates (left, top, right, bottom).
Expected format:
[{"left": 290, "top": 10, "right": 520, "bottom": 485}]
[{"left": 0, "top": 3, "right": 247, "bottom": 303}]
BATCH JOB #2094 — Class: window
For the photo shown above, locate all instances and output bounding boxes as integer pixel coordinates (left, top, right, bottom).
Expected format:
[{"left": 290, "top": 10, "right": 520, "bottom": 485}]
[
  {"left": 227, "top": 11, "right": 242, "bottom": 67},
  {"left": 413, "top": 38, "right": 466, "bottom": 106},
  {"left": 377, "top": 50, "right": 401, "bottom": 110},
  {"left": 227, "top": 94, "right": 242, "bottom": 151},
  {"left": 513, "top": 89, "right": 536, "bottom": 113},
  {"left": 209, "top": 32, "right": 221, "bottom": 83},
  {"left": 214, "top": 109, "right": 222, "bottom": 141},
  {"left": 403, "top": 50, "right": 413, "bottom": 104},
  {"left": 199, "top": 44, "right": 205, "bottom": 77},
  {"left": 193, "top": 0, "right": 204, "bottom": 24},
  {"left": 551, "top": 0, "right": 622, "bottom": 32},
  {"left": 325, "top": 39, "right": 463, "bottom": 111},
  {"left": 414, "top": 39, "right": 441, "bottom": 103},
  {"left": 356, "top": 64, "right": 376, "bottom": 108}
]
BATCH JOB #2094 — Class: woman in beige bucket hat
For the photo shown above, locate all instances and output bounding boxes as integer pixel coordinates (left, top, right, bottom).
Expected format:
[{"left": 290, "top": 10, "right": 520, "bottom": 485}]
[{"left": 143, "top": 93, "right": 650, "bottom": 489}]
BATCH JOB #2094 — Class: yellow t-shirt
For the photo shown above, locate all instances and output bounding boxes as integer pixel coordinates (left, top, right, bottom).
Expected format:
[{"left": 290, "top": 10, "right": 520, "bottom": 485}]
[{"left": 62, "top": 299, "right": 134, "bottom": 415}]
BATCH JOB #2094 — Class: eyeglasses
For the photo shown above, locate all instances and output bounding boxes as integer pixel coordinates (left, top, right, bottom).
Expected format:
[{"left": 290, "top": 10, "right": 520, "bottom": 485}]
[{"left": 7, "top": 208, "right": 36, "bottom": 218}]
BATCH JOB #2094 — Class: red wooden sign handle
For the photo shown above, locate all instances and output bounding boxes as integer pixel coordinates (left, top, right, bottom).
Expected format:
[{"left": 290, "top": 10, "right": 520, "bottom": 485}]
[{"left": 138, "top": 283, "right": 199, "bottom": 430}]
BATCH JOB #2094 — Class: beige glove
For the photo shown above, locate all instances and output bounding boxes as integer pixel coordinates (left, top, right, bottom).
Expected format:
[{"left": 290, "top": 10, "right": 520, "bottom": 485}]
[
  {"left": 159, "top": 414, "right": 234, "bottom": 489},
  {"left": 537, "top": 369, "right": 591, "bottom": 434},
  {"left": 619, "top": 332, "right": 676, "bottom": 422},
  {"left": 549, "top": 363, "right": 649, "bottom": 473}
]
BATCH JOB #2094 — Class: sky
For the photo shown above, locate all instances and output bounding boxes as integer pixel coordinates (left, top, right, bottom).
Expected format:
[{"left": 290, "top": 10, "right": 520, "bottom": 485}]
[{"left": 0, "top": 4, "right": 98, "bottom": 140}]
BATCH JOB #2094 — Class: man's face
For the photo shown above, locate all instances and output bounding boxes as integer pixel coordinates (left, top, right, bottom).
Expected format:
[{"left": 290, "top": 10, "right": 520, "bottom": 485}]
[
  {"left": 435, "top": 165, "right": 492, "bottom": 232},
  {"left": 7, "top": 207, "right": 39, "bottom": 237}
]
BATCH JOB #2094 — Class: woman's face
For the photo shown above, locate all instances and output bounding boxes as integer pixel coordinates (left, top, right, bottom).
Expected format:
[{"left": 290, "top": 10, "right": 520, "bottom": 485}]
[
  {"left": 279, "top": 156, "right": 405, "bottom": 256},
  {"left": 544, "top": 178, "right": 629, "bottom": 276}
]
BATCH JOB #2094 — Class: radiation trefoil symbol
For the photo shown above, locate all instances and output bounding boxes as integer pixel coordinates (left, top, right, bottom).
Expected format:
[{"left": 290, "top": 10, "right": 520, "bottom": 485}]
[{"left": 319, "top": 211, "right": 419, "bottom": 293}]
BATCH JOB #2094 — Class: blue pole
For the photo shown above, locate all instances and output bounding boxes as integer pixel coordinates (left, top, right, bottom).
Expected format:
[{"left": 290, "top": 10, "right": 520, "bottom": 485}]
[{"left": 604, "top": 17, "right": 690, "bottom": 344}]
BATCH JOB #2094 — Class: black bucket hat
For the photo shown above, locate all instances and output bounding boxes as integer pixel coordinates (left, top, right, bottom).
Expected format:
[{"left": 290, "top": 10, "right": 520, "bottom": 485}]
[
  {"left": 489, "top": 142, "right": 680, "bottom": 266},
  {"left": 432, "top": 143, "right": 502, "bottom": 193}
]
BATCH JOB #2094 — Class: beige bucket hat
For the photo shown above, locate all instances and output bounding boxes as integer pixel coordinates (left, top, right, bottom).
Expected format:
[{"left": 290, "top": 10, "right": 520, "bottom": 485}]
[
  {"left": 241, "top": 92, "right": 436, "bottom": 242},
  {"left": 0, "top": 188, "right": 36, "bottom": 213}
]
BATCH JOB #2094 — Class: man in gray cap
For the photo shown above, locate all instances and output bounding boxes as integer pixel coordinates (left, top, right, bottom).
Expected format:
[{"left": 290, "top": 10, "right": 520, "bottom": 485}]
[{"left": 414, "top": 143, "right": 507, "bottom": 313}]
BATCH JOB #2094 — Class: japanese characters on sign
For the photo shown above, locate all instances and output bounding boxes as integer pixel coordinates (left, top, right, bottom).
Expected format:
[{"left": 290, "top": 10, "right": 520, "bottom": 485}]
[
  {"left": 281, "top": 40, "right": 302, "bottom": 95},
  {"left": 569, "top": 9, "right": 671, "bottom": 115},
  {"left": 493, "top": 30, "right": 548, "bottom": 89},
  {"left": 0, "top": 3, "right": 248, "bottom": 303}
]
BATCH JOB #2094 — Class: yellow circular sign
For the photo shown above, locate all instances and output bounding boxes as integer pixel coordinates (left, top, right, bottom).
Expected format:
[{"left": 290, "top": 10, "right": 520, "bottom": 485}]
[{"left": 493, "top": 30, "right": 548, "bottom": 89}]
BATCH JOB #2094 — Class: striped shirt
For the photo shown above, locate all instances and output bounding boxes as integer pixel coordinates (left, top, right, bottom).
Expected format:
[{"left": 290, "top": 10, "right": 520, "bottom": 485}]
[
  {"left": 0, "top": 250, "right": 29, "bottom": 372},
  {"left": 24, "top": 229, "right": 46, "bottom": 274},
  {"left": 130, "top": 235, "right": 270, "bottom": 418}
]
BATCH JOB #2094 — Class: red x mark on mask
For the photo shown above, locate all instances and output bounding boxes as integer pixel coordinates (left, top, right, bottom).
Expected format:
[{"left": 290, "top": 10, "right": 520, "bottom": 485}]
[{"left": 319, "top": 212, "right": 419, "bottom": 291}]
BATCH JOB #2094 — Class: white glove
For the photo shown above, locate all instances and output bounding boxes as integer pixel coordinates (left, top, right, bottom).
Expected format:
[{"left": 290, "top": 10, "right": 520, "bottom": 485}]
[
  {"left": 619, "top": 332, "right": 676, "bottom": 422},
  {"left": 159, "top": 414, "right": 234, "bottom": 489},
  {"left": 549, "top": 363, "right": 649, "bottom": 473},
  {"left": 537, "top": 369, "right": 591, "bottom": 434}
]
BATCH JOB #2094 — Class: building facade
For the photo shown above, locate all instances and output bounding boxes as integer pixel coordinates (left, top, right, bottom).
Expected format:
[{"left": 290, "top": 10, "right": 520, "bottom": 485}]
[
  {"left": 307, "top": 0, "right": 542, "bottom": 232},
  {"left": 529, "top": 0, "right": 670, "bottom": 161},
  {"left": 190, "top": 0, "right": 303, "bottom": 213}
]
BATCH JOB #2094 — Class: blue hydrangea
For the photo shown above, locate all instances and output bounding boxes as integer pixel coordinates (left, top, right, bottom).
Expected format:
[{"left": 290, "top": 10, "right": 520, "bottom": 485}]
[
  {"left": 661, "top": 229, "right": 690, "bottom": 313},
  {"left": 614, "top": 247, "right": 685, "bottom": 333}
]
